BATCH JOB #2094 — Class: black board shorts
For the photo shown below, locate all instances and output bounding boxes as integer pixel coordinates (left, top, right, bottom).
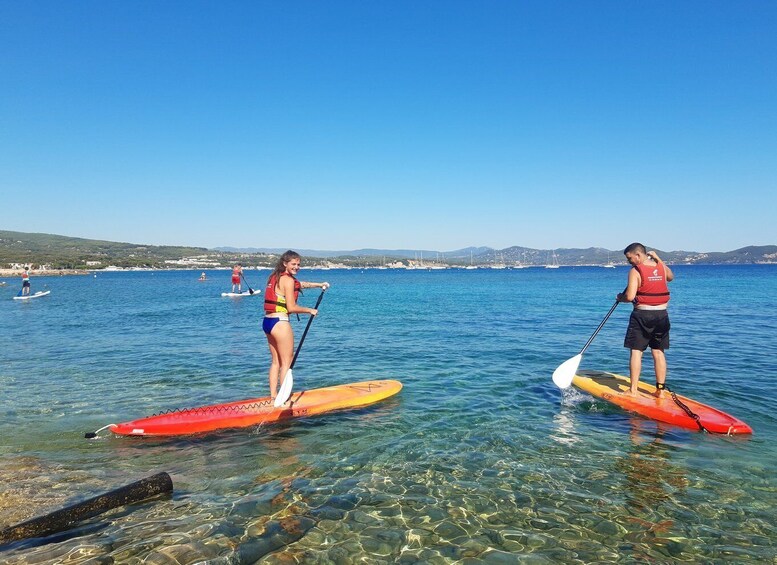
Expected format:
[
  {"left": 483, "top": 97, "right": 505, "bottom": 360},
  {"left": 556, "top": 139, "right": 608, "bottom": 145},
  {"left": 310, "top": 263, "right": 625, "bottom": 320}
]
[{"left": 624, "top": 309, "right": 670, "bottom": 351}]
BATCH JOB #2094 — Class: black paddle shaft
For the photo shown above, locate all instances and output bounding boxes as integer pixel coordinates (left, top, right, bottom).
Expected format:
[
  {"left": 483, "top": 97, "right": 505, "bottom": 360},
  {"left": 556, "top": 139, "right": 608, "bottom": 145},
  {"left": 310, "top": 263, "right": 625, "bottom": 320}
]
[
  {"left": 240, "top": 273, "right": 254, "bottom": 294},
  {"left": 579, "top": 301, "right": 620, "bottom": 355},
  {"left": 291, "top": 289, "right": 326, "bottom": 369}
]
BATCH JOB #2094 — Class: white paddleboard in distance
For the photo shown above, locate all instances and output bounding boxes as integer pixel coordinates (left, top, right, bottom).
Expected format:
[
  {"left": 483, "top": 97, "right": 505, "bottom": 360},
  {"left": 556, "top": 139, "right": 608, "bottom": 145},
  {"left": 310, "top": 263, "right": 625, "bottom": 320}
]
[
  {"left": 221, "top": 290, "right": 260, "bottom": 297},
  {"left": 13, "top": 290, "right": 51, "bottom": 300}
]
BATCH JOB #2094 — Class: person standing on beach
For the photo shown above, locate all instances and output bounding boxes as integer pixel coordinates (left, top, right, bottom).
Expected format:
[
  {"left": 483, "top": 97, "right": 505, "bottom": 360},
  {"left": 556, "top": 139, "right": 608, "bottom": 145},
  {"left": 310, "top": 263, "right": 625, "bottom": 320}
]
[
  {"left": 21, "top": 267, "right": 31, "bottom": 296},
  {"left": 616, "top": 243, "right": 674, "bottom": 397},
  {"left": 262, "top": 250, "right": 329, "bottom": 401},
  {"left": 231, "top": 263, "right": 243, "bottom": 293}
]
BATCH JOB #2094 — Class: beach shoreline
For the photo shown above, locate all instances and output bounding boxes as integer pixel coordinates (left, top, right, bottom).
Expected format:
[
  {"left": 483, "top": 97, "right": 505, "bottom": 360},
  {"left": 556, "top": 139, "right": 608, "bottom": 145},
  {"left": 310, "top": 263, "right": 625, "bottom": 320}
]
[{"left": 0, "top": 269, "right": 89, "bottom": 277}]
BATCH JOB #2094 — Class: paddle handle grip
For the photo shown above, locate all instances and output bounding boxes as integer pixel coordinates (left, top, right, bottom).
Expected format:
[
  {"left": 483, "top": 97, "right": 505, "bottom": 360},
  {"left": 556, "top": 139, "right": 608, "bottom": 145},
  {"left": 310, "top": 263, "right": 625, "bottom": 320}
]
[
  {"left": 579, "top": 301, "right": 619, "bottom": 355},
  {"left": 291, "top": 289, "right": 326, "bottom": 369}
]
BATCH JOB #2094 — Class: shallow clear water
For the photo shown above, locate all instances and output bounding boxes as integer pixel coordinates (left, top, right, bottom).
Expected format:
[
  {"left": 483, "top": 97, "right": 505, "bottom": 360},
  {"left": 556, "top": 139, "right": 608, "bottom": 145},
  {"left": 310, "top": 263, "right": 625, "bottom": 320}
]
[{"left": 1, "top": 266, "right": 775, "bottom": 563}]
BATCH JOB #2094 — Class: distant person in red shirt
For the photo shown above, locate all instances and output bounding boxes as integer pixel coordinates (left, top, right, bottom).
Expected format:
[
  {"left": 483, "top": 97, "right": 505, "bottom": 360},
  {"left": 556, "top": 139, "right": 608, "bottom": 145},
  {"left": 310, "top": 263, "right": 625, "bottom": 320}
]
[
  {"left": 616, "top": 243, "right": 675, "bottom": 397},
  {"left": 21, "top": 267, "right": 31, "bottom": 296},
  {"left": 231, "top": 264, "right": 243, "bottom": 293}
]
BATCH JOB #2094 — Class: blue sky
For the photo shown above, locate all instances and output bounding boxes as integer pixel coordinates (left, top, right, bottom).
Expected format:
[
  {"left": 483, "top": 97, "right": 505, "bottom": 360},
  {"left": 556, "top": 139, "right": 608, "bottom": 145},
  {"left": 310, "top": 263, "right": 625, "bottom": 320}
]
[{"left": 2, "top": 1, "right": 775, "bottom": 252}]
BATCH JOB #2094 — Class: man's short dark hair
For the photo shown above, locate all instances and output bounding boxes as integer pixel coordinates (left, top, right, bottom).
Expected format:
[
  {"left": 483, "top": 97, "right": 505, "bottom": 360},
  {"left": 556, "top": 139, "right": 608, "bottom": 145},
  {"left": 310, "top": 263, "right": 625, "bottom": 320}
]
[{"left": 624, "top": 242, "right": 646, "bottom": 255}]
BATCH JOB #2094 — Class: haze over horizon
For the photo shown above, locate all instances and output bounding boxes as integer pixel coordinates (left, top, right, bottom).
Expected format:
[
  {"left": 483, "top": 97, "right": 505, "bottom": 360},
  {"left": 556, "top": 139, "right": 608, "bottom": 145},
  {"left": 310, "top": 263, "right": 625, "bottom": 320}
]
[
  {"left": 4, "top": 228, "right": 773, "bottom": 257},
  {"left": 2, "top": 3, "right": 775, "bottom": 252}
]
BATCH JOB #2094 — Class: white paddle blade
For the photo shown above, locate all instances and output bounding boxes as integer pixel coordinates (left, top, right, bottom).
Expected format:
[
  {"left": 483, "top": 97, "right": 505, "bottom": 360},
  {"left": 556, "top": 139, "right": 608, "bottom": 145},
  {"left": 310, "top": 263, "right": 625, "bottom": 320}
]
[
  {"left": 552, "top": 354, "right": 582, "bottom": 389},
  {"left": 274, "top": 369, "right": 294, "bottom": 407}
]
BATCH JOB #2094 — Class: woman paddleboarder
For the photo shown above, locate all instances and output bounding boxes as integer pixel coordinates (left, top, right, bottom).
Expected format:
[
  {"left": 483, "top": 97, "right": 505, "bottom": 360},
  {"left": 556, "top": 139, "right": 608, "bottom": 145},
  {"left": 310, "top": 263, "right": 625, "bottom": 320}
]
[{"left": 263, "top": 251, "right": 329, "bottom": 401}]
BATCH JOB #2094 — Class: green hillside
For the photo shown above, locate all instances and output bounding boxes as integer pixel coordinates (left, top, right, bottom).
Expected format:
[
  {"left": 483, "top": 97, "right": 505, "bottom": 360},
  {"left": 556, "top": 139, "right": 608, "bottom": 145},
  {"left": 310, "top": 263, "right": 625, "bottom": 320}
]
[
  {"left": 0, "top": 230, "right": 214, "bottom": 269},
  {"left": 2, "top": 230, "right": 775, "bottom": 269}
]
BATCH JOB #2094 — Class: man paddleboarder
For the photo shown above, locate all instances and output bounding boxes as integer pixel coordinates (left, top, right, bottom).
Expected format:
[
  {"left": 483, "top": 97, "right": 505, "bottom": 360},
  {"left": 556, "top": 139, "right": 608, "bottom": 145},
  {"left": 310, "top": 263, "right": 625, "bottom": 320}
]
[
  {"left": 21, "top": 266, "right": 31, "bottom": 296},
  {"left": 231, "top": 263, "right": 243, "bottom": 293},
  {"left": 616, "top": 243, "right": 674, "bottom": 397}
]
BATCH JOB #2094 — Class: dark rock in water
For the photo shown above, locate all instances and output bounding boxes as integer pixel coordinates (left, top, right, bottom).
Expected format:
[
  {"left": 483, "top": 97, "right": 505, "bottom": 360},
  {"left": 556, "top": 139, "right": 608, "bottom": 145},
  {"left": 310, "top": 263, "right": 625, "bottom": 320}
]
[
  {"left": 217, "top": 516, "right": 316, "bottom": 563},
  {"left": 0, "top": 472, "right": 173, "bottom": 546}
]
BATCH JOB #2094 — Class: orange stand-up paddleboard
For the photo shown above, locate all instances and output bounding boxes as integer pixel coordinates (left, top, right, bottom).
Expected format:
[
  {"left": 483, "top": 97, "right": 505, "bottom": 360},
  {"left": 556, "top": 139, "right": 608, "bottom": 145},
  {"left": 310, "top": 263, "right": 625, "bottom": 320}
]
[
  {"left": 573, "top": 370, "right": 752, "bottom": 434},
  {"left": 97, "top": 380, "right": 402, "bottom": 437}
]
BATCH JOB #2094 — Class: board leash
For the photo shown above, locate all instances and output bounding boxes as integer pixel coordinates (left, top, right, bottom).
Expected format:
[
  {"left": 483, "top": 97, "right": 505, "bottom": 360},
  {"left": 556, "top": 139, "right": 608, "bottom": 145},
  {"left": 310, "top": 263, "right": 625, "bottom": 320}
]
[
  {"left": 85, "top": 424, "right": 114, "bottom": 439},
  {"left": 665, "top": 386, "right": 709, "bottom": 433}
]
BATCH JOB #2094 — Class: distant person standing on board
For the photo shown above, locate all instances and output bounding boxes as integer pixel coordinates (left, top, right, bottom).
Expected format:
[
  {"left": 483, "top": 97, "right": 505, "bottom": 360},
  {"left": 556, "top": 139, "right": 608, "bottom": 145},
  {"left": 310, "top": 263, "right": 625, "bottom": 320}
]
[
  {"left": 263, "top": 250, "right": 329, "bottom": 400},
  {"left": 616, "top": 243, "right": 674, "bottom": 397},
  {"left": 231, "top": 263, "right": 243, "bottom": 293},
  {"left": 21, "top": 267, "right": 31, "bottom": 296}
]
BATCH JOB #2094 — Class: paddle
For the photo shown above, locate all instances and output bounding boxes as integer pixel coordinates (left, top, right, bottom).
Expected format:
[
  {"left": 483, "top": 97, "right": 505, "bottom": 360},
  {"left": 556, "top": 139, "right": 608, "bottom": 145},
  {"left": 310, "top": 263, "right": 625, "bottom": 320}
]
[
  {"left": 552, "top": 301, "right": 620, "bottom": 389},
  {"left": 275, "top": 287, "right": 327, "bottom": 407},
  {"left": 240, "top": 273, "right": 255, "bottom": 295}
]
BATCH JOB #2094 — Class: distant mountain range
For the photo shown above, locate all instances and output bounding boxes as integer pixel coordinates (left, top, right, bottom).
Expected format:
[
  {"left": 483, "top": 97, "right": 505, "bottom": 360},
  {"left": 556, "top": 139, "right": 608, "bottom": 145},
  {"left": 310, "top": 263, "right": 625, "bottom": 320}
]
[
  {"left": 213, "top": 244, "right": 777, "bottom": 265},
  {"left": 213, "top": 246, "right": 495, "bottom": 259},
  {"left": 1, "top": 230, "right": 775, "bottom": 269}
]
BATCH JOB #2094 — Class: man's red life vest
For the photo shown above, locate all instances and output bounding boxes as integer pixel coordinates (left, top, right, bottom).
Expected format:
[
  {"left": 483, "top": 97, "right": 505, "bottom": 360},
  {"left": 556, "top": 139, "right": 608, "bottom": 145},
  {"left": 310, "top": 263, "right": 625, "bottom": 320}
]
[
  {"left": 264, "top": 272, "right": 301, "bottom": 314},
  {"left": 634, "top": 262, "right": 670, "bottom": 306}
]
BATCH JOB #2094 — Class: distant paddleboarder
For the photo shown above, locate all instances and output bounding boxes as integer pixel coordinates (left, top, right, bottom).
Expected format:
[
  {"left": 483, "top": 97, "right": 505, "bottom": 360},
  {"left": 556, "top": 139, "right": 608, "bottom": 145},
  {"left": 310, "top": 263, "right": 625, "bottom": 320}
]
[
  {"left": 21, "top": 267, "right": 31, "bottom": 296},
  {"left": 263, "top": 251, "right": 329, "bottom": 401},
  {"left": 231, "top": 263, "right": 243, "bottom": 293},
  {"left": 616, "top": 243, "right": 674, "bottom": 397}
]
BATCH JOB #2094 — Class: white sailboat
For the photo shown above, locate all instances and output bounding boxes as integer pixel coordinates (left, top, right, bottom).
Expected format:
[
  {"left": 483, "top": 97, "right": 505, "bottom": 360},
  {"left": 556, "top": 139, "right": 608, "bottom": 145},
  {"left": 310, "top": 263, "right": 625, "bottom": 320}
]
[
  {"left": 490, "top": 252, "right": 506, "bottom": 269},
  {"left": 545, "top": 250, "right": 560, "bottom": 269},
  {"left": 428, "top": 252, "right": 447, "bottom": 269}
]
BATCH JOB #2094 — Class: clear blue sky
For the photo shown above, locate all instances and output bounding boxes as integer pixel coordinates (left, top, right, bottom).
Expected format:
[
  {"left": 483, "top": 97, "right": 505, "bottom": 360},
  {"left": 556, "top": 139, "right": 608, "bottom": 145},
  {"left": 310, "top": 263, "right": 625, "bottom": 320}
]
[{"left": 2, "top": 1, "right": 775, "bottom": 253}]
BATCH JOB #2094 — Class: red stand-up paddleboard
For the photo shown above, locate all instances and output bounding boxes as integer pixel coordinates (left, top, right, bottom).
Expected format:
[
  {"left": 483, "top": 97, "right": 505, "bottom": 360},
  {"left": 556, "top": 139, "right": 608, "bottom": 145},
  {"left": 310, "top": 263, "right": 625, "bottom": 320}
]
[
  {"left": 97, "top": 380, "right": 402, "bottom": 437},
  {"left": 573, "top": 370, "right": 752, "bottom": 434}
]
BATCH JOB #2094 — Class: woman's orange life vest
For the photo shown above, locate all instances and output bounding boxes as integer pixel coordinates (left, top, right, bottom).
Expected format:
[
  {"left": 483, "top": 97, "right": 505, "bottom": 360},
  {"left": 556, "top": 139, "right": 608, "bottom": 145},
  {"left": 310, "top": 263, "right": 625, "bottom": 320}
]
[
  {"left": 634, "top": 262, "right": 670, "bottom": 306},
  {"left": 264, "top": 272, "right": 301, "bottom": 314}
]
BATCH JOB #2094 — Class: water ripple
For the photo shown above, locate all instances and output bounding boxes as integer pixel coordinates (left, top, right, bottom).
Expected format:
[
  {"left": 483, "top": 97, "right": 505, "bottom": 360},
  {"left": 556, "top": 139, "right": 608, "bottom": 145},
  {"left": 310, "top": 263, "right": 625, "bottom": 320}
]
[{"left": 1, "top": 266, "right": 775, "bottom": 563}]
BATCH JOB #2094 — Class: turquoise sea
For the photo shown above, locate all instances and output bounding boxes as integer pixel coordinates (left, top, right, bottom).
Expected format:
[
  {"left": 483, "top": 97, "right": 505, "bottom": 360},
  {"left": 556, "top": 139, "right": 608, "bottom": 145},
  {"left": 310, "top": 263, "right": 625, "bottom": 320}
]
[{"left": 1, "top": 265, "right": 775, "bottom": 563}]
